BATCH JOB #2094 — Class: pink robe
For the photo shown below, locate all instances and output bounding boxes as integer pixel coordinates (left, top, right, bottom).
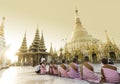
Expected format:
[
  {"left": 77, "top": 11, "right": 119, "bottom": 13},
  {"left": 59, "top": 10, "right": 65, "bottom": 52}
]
[
  {"left": 102, "top": 68, "right": 120, "bottom": 83},
  {"left": 58, "top": 64, "right": 68, "bottom": 77},
  {"left": 48, "top": 64, "right": 53, "bottom": 74},
  {"left": 40, "top": 64, "right": 46, "bottom": 74},
  {"left": 52, "top": 64, "right": 58, "bottom": 75},
  {"left": 67, "top": 63, "right": 81, "bottom": 79},
  {"left": 82, "top": 65, "right": 101, "bottom": 83}
]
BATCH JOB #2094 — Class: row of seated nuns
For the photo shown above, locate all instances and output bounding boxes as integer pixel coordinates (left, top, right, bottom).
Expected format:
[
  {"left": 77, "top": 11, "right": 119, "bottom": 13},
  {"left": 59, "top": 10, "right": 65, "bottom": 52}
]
[{"left": 35, "top": 56, "right": 120, "bottom": 83}]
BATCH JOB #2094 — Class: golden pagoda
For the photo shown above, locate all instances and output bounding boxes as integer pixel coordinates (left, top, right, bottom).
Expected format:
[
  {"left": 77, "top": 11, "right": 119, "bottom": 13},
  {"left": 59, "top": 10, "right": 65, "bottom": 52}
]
[
  {"left": 49, "top": 43, "right": 58, "bottom": 60},
  {"left": 63, "top": 9, "right": 100, "bottom": 62},
  {"left": 17, "top": 32, "right": 28, "bottom": 65},
  {"left": 0, "top": 17, "right": 6, "bottom": 64},
  {"left": 102, "top": 30, "right": 120, "bottom": 61},
  {"left": 17, "top": 27, "right": 48, "bottom": 66}
]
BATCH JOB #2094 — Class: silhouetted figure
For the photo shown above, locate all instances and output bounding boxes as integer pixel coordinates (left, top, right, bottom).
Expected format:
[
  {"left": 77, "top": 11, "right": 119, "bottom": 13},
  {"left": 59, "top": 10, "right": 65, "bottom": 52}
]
[
  {"left": 35, "top": 62, "right": 42, "bottom": 74},
  {"left": 108, "top": 58, "right": 114, "bottom": 65}
]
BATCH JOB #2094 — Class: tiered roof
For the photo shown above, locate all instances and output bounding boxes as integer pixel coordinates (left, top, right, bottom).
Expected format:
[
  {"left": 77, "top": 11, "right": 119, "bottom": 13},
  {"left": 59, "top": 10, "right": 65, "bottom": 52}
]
[{"left": 19, "top": 32, "right": 27, "bottom": 53}]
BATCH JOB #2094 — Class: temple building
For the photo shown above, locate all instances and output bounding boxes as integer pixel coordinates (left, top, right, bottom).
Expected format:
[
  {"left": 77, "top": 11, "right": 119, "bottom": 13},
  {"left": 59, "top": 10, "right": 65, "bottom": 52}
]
[
  {"left": 17, "top": 9, "right": 120, "bottom": 64},
  {"left": 49, "top": 43, "right": 58, "bottom": 60},
  {"left": 101, "top": 30, "right": 120, "bottom": 61},
  {"left": 17, "top": 27, "right": 48, "bottom": 66},
  {"left": 62, "top": 10, "right": 100, "bottom": 63},
  {"left": 61, "top": 9, "right": 120, "bottom": 63},
  {"left": 0, "top": 17, "right": 7, "bottom": 64}
]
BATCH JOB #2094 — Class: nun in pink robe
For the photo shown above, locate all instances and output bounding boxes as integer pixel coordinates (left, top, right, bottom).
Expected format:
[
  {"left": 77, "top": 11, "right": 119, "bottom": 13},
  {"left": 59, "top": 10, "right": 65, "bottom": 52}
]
[
  {"left": 48, "top": 64, "right": 53, "bottom": 75},
  {"left": 67, "top": 58, "right": 81, "bottom": 79},
  {"left": 102, "top": 68, "right": 120, "bottom": 83},
  {"left": 58, "top": 59, "right": 68, "bottom": 77},
  {"left": 81, "top": 56, "right": 101, "bottom": 83},
  {"left": 48, "top": 60, "right": 58, "bottom": 75},
  {"left": 40, "top": 60, "right": 47, "bottom": 74},
  {"left": 48, "top": 61, "right": 54, "bottom": 75},
  {"left": 52, "top": 64, "right": 58, "bottom": 75},
  {"left": 82, "top": 64, "right": 101, "bottom": 83},
  {"left": 101, "top": 58, "right": 120, "bottom": 83}
]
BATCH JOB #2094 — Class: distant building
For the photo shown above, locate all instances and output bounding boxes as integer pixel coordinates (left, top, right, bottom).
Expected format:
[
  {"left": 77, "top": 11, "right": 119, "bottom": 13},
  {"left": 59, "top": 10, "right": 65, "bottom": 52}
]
[
  {"left": 101, "top": 30, "right": 120, "bottom": 61},
  {"left": 17, "top": 27, "right": 48, "bottom": 66},
  {"left": 49, "top": 43, "right": 58, "bottom": 60},
  {"left": 61, "top": 9, "right": 120, "bottom": 63},
  {"left": 0, "top": 17, "right": 7, "bottom": 65},
  {"left": 17, "top": 9, "right": 120, "bottom": 64}
]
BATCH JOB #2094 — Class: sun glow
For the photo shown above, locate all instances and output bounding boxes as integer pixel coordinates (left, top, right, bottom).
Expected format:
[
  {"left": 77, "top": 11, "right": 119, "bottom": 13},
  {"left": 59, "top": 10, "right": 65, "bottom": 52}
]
[
  {"left": 5, "top": 47, "right": 18, "bottom": 63},
  {"left": 0, "top": 67, "right": 17, "bottom": 84}
]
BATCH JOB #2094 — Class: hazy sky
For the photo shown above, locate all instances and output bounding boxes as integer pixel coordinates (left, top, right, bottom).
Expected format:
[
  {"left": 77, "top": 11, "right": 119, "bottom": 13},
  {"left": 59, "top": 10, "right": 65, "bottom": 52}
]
[{"left": 0, "top": 0, "right": 120, "bottom": 53}]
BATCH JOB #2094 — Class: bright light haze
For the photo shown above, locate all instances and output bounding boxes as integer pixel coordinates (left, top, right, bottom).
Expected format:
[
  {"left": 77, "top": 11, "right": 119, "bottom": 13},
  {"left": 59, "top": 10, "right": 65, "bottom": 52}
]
[{"left": 0, "top": 0, "right": 120, "bottom": 54}]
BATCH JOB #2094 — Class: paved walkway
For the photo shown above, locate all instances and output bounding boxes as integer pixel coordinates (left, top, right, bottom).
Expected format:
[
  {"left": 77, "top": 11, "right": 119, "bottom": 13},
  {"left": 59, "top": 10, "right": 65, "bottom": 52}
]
[
  {"left": 0, "top": 66, "right": 90, "bottom": 84},
  {"left": 0, "top": 64, "right": 9, "bottom": 70},
  {"left": 0, "top": 64, "right": 120, "bottom": 84}
]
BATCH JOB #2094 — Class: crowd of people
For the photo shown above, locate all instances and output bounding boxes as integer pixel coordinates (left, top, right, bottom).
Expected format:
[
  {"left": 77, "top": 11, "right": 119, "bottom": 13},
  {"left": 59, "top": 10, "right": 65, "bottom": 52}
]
[{"left": 35, "top": 56, "right": 120, "bottom": 83}]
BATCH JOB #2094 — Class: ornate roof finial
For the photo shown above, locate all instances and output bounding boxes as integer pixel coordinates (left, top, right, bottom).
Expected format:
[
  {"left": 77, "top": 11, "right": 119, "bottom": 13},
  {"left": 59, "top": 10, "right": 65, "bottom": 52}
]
[
  {"left": 50, "top": 43, "right": 52, "bottom": 47},
  {"left": 35, "top": 25, "right": 40, "bottom": 36},
  {"left": 41, "top": 29, "right": 43, "bottom": 35},
  {"left": 75, "top": 9, "right": 79, "bottom": 18},
  {"left": 105, "top": 30, "right": 112, "bottom": 44},
  {"left": 41, "top": 29, "right": 44, "bottom": 40},
  {"left": 2, "top": 17, "right": 5, "bottom": 21},
  {"left": 40, "top": 30, "right": 46, "bottom": 51},
  {"left": 75, "top": 9, "right": 81, "bottom": 24},
  {"left": 36, "top": 24, "right": 39, "bottom": 32},
  {"left": 37, "top": 24, "right": 39, "bottom": 28},
  {"left": 49, "top": 43, "right": 53, "bottom": 56},
  {"left": 0, "top": 17, "right": 5, "bottom": 36},
  {"left": 19, "top": 32, "right": 27, "bottom": 52},
  {"left": 105, "top": 30, "right": 109, "bottom": 41},
  {"left": 1, "top": 17, "right": 5, "bottom": 27},
  {"left": 112, "top": 38, "right": 116, "bottom": 45},
  {"left": 24, "top": 31, "right": 26, "bottom": 39}
]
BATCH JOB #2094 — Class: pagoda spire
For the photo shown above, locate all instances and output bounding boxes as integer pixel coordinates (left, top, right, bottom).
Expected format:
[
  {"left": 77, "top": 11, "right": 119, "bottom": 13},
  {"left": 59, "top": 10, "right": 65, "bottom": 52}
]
[
  {"left": 75, "top": 9, "right": 79, "bottom": 18},
  {"left": 64, "top": 43, "right": 68, "bottom": 52},
  {"left": 40, "top": 30, "right": 44, "bottom": 44},
  {"left": 1, "top": 17, "right": 5, "bottom": 27},
  {"left": 54, "top": 48, "right": 57, "bottom": 53},
  {"left": 19, "top": 32, "right": 27, "bottom": 52},
  {"left": 75, "top": 9, "right": 81, "bottom": 24},
  {"left": 70, "top": 9, "right": 88, "bottom": 42},
  {"left": 39, "top": 31, "right": 46, "bottom": 52},
  {"left": 0, "top": 17, "right": 5, "bottom": 36},
  {"left": 112, "top": 38, "right": 116, "bottom": 45},
  {"left": 49, "top": 43, "right": 53, "bottom": 56},
  {"left": 33, "top": 27, "right": 40, "bottom": 44},
  {"left": 29, "top": 27, "right": 40, "bottom": 52},
  {"left": 105, "top": 30, "right": 112, "bottom": 44},
  {"left": 53, "top": 48, "right": 57, "bottom": 57},
  {"left": 35, "top": 27, "right": 40, "bottom": 40}
]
